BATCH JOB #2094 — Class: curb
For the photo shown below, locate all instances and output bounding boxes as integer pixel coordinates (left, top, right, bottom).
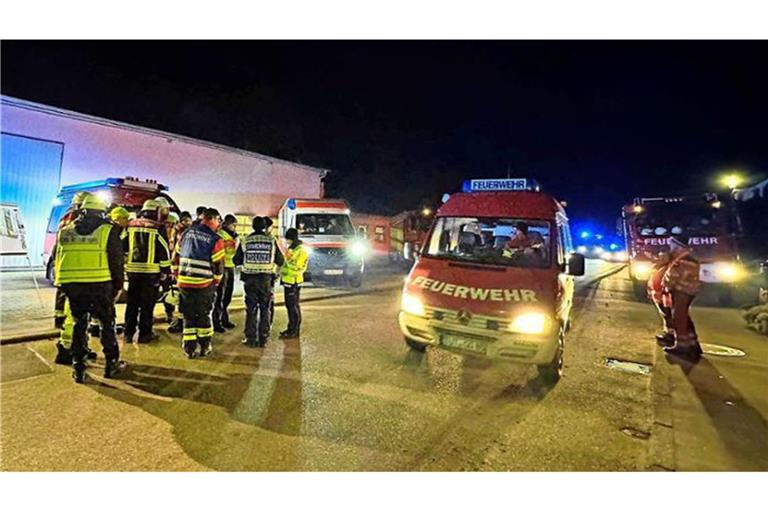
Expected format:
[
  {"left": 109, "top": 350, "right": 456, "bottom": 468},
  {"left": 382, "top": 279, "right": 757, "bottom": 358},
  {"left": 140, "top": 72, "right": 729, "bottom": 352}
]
[
  {"left": 0, "top": 283, "right": 401, "bottom": 346},
  {"left": 648, "top": 344, "right": 677, "bottom": 471}
]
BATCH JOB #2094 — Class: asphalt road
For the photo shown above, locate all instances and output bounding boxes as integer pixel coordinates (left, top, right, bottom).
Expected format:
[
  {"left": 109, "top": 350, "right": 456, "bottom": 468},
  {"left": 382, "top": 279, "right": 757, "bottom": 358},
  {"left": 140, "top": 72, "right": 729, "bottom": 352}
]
[{"left": 1, "top": 261, "right": 766, "bottom": 471}]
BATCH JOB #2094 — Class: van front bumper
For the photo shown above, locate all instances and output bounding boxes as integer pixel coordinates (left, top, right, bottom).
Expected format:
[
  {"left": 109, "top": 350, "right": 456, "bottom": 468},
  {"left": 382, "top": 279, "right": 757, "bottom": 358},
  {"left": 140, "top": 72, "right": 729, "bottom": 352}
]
[{"left": 398, "top": 311, "right": 559, "bottom": 365}]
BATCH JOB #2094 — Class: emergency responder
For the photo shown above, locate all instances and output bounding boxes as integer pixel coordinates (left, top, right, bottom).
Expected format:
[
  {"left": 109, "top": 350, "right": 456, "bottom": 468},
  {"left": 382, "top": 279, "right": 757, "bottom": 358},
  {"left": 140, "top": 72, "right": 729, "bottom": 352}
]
[
  {"left": 234, "top": 216, "right": 285, "bottom": 347},
  {"left": 175, "top": 208, "right": 225, "bottom": 358},
  {"left": 109, "top": 206, "right": 131, "bottom": 233},
  {"left": 123, "top": 199, "right": 171, "bottom": 344},
  {"left": 167, "top": 211, "right": 193, "bottom": 334},
  {"left": 213, "top": 214, "right": 240, "bottom": 332},
  {"left": 647, "top": 251, "right": 674, "bottom": 346},
  {"left": 155, "top": 196, "right": 172, "bottom": 226},
  {"left": 53, "top": 194, "right": 125, "bottom": 383},
  {"left": 193, "top": 206, "right": 207, "bottom": 225},
  {"left": 280, "top": 228, "right": 309, "bottom": 339},
  {"left": 663, "top": 236, "right": 703, "bottom": 358},
  {"left": 158, "top": 207, "right": 178, "bottom": 324},
  {"left": 263, "top": 216, "right": 279, "bottom": 323}
]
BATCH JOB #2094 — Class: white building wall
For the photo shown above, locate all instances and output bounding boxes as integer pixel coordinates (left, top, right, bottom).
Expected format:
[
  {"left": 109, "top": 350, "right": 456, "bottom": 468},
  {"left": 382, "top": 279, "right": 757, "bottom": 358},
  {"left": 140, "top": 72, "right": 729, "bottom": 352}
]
[{"left": 1, "top": 96, "right": 325, "bottom": 217}]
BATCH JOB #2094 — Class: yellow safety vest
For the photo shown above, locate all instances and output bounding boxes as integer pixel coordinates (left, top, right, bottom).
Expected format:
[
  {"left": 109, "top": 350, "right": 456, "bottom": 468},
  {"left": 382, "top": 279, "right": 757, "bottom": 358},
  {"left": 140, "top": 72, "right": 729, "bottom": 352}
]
[
  {"left": 218, "top": 229, "right": 237, "bottom": 269},
  {"left": 242, "top": 233, "right": 276, "bottom": 275},
  {"left": 281, "top": 244, "right": 309, "bottom": 285},
  {"left": 54, "top": 223, "right": 113, "bottom": 285}
]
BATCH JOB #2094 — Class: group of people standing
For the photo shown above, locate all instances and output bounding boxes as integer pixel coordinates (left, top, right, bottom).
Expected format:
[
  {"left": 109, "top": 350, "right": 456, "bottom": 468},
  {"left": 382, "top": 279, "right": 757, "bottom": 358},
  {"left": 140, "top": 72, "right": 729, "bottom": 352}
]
[
  {"left": 646, "top": 236, "right": 704, "bottom": 359},
  {"left": 52, "top": 192, "right": 309, "bottom": 384}
]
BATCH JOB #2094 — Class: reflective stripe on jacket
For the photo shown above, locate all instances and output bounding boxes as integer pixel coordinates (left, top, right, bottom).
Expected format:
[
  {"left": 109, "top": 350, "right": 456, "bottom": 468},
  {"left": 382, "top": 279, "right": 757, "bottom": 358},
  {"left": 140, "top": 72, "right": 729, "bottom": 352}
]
[
  {"left": 124, "top": 218, "right": 171, "bottom": 274},
  {"left": 176, "top": 223, "right": 225, "bottom": 288},
  {"left": 218, "top": 228, "right": 238, "bottom": 269},
  {"left": 54, "top": 223, "right": 113, "bottom": 285},
  {"left": 663, "top": 252, "right": 701, "bottom": 296},
  {"left": 241, "top": 233, "right": 276, "bottom": 274},
  {"left": 281, "top": 243, "right": 309, "bottom": 285}
]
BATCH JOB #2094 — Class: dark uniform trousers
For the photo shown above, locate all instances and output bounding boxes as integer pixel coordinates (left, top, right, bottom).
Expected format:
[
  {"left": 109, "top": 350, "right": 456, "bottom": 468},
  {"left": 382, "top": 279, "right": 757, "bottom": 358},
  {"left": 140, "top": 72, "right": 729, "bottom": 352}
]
[
  {"left": 213, "top": 267, "right": 235, "bottom": 328},
  {"left": 125, "top": 274, "right": 160, "bottom": 339},
  {"left": 243, "top": 274, "right": 273, "bottom": 342},
  {"left": 179, "top": 286, "right": 216, "bottom": 354},
  {"left": 61, "top": 282, "right": 119, "bottom": 364},
  {"left": 654, "top": 303, "right": 673, "bottom": 333},
  {"left": 284, "top": 284, "right": 302, "bottom": 333}
]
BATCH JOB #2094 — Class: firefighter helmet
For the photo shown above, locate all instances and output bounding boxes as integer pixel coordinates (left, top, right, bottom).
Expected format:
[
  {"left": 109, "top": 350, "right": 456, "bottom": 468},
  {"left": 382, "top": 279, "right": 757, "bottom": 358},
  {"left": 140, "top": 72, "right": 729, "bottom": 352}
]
[
  {"left": 109, "top": 206, "right": 130, "bottom": 222},
  {"left": 80, "top": 195, "right": 107, "bottom": 211},
  {"left": 72, "top": 191, "right": 92, "bottom": 206},
  {"left": 142, "top": 199, "right": 160, "bottom": 212}
]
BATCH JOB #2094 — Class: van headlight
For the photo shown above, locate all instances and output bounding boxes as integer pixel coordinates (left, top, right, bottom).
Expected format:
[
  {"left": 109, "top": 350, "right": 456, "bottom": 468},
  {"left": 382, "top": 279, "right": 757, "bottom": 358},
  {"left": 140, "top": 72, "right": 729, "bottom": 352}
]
[
  {"left": 714, "top": 262, "right": 744, "bottom": 282},
  {"left": 632, "top": 261, "right": 653, "bottom": 280},
  {"left": 351, "top": 240, "right": 368, "bottom": 257},
  {"left": 401, "top": 292, "right": 425, "bottom": 317},
  {"left": 509, "top": 312, "right": 547, "bottom": 335}
]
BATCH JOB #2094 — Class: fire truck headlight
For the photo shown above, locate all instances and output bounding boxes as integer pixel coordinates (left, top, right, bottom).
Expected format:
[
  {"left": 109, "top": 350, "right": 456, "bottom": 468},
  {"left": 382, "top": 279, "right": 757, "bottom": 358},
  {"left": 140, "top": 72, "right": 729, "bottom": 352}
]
[
  {"left": 509, "top": 312, "right": 547, "bottom": 335},
  {"left": 714, "top": 262, "right": 744, "bottom": 282},
  {"left": 401, "top": 292, "right": 425, "bottom": 317},
  {"left": 96, "top": 190, "right": 113, "bottom": 206},
  {"left": 632, "top": 261, "right": 653, "bottom": 280},
  {"left": 351, "top": 240, "right": 368, "bottom": 257}
]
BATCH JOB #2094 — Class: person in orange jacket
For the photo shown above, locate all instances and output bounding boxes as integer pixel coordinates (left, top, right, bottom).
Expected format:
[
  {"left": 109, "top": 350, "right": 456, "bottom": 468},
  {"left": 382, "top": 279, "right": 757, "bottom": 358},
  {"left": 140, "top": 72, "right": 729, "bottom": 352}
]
[
  {"left": 647, "top": 251, "right": 674, "bottom": 346},
  {"left": 663, "top": 236, "right": 702, "bottom": 358}
]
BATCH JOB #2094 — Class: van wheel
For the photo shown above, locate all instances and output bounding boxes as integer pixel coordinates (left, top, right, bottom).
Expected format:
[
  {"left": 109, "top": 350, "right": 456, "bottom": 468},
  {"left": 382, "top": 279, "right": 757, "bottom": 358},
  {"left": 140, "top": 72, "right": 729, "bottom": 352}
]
[
  {"left": 537, "top": 328, "right": 564, "bottom": 385},
  {"left": 405, "top": 337, "right": 428, "bottom": 353}
]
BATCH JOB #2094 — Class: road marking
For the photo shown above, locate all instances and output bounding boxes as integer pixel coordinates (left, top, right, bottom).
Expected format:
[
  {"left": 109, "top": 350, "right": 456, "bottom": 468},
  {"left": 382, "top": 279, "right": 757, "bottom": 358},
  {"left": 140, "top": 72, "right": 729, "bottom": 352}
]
[{"left": 26, "top": 346, "right": 54, "bottom": 371}]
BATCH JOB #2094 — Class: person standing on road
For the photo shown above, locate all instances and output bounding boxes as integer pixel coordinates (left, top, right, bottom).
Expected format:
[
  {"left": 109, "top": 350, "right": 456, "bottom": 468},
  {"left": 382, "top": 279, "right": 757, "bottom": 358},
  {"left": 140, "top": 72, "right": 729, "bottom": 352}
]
[
  {"left": 53, "top": 194, "right": 126, "bottom": 383},
  {"left": 234, "top": 216, "right": 285, "bottom": 347},
  {"left": 663, "top": 236, "right": 702, "bottom": 358},
  {"left": 122, "top": 199, "right": 171, "bottom": 344},
  {"left": 167, "top": 211, "right": 193, "bottom": 334},
  {"left": 280, "top": 228, "right": 309, "bottom": 339},
  {"left": 647, "top": 251, "right": 674, "bottom": 346},
  {"left": 263, "top": 216, "right": 279, "bottom": 323},
  {"left": 213, "top": 214, "right": 240, "bottom": 332},
  {"left": 175, "top": 208, "right": 225, "bottom": 358}
]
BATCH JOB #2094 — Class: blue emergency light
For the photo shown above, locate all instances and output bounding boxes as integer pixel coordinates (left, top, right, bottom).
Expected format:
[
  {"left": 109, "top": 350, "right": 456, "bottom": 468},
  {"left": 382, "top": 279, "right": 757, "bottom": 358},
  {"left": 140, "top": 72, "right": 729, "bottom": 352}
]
[
  {"left": 287, "top": 198, "right": 297, "bottom": 210},
  {"left": 462, "top": 178, "right": 541, "bottom": 193}
]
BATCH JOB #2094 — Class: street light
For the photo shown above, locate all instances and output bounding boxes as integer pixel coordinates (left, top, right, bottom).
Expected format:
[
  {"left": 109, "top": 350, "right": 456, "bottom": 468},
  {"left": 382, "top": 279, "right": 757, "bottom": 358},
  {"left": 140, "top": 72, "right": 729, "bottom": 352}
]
[
  {"left": 721, "top": 173, "right": 744, "bottom": 190},
  {"left": 422, "top": 207, "right": 432, "bottom": 217}
]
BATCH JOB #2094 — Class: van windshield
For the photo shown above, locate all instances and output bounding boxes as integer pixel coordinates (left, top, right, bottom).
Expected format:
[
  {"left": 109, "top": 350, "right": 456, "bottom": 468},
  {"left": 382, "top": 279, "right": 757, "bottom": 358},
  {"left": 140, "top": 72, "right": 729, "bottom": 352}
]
[
  {"left": 425, "top": 217, "right": 551, "bottom": 268},
  {"left": 297, "top": 214, "right": 355, "bottom": 236}
]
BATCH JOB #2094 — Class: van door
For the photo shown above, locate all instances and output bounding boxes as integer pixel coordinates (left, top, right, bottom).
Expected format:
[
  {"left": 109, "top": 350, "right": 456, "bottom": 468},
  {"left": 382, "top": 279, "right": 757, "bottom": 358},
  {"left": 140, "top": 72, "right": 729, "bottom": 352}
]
[{"left": 556, "top": 216, "right": 576, "bottom": 324}]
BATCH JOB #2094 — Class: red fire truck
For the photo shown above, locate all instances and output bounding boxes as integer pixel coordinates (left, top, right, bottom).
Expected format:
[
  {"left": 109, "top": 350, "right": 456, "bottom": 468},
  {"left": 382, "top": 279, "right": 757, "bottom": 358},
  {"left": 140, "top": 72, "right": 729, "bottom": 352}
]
[{"left": 622, "top": 193, "right": 744, "bottom": 303}]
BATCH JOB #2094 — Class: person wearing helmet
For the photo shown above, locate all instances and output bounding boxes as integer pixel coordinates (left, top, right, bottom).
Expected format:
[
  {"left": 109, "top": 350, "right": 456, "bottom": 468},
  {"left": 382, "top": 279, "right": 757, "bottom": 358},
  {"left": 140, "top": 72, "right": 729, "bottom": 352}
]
[
  {"left": 122, "top": 199, "right": 172, "bottom": 345},
  {"left": 54, "top": 194, "right": 126, "bottom": 383},
  {"left": 167, "top": 211, "right": 193, "bottom": 333},
  {"left": 155, "top": 196, "right": 172, "bottom": 226},
  {"left": 279, "top": 228, "right": 309, "bottom": 339},
  {"left": 213, "top": 214, "right": 240, "bottom": 332},
  {"left": 108, "top": 206, "right": 131, "bottom": 232},
  {"left": 58, "top": 191, "right": 93, "bottom": 230}
]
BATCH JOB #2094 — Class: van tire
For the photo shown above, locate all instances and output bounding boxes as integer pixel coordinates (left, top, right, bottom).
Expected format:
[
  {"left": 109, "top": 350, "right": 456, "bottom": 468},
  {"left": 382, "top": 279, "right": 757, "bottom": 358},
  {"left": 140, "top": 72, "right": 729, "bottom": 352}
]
[
  {"left": 405, "top": 337, "right": 428, "bottom": 353},
  {"left": 537, "top": 327, "right": 564, "bottom": 385}
]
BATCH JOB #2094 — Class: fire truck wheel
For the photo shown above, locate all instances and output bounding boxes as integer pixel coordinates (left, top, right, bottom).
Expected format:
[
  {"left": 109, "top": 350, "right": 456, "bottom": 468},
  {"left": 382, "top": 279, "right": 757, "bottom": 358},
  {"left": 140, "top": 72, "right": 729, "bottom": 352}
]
[
  {"left": 631, "top": 279, "right": 646, "bottom": 301},
  {"left": 537, "top": 327, "right": 564, "bottom": 385},
  {"left": 404, "top": 336, "right": 428, "bottom": 353}
]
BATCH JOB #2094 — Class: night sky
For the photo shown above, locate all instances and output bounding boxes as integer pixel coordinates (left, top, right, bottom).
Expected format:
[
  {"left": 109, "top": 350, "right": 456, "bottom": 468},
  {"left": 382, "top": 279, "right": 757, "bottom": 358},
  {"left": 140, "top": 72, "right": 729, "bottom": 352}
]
[{"left": 2, "top": 41, "right": 767, "bottom": 231}]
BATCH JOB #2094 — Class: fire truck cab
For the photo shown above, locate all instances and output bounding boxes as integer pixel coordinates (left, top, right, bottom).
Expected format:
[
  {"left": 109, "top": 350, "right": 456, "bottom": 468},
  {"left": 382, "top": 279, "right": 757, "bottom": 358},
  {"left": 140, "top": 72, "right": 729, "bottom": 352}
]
[
  {"left": 622, "top": 194, "right": 744, "bottom": 303},
  {"left": 44, "top": 176, "right": 180, "bottom": 281},
  {"left": 278, "top": 198, "right": 366, "bottom": 287},
  {"left": 398, "top": 178, "right": 585, "bottom": 383}
]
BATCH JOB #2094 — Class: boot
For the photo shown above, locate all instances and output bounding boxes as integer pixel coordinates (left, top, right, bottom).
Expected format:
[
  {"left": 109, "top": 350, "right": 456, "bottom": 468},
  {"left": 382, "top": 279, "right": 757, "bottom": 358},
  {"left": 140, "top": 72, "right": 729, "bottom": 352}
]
[
  {"left": 223, "top": 321, "right": 236, "bottom": 329},
  {"left": 88, "top": 323, "right": 101, "bottom": 338},
  {"left": 242, "top": 338, "right": 258, "bottom": 347},
  {"left": 104, "top": 359, "right": 126, "bottom": 378},
  {"left": 213, "top": 324, "right": 226, "bottom": 333},
  {"left": 258, "top": 337, "right": 270, "bottom": 348},
  {"left": 72, "top": 362, "right": 86, "bottom": 384},
  {"left": 167, "top": 319, "right": 183, "bottom": 333},
  {"left": 655, "top": 332, "right": 675, "bottom": 347},
  {"left": 86, "top": 348, "right": 98, "bottom": 360},
  {"left": 664, "top": 342, "right": 702, "bottom": 359},
  {"left": 199, "top": 341, "right": 213, "bottom": 357},
  {"left": 137, "top": 331, "right": 159, "bottom": 344},
  {"left": 55, "top": 343, "right": 73, "bottom": 365}
]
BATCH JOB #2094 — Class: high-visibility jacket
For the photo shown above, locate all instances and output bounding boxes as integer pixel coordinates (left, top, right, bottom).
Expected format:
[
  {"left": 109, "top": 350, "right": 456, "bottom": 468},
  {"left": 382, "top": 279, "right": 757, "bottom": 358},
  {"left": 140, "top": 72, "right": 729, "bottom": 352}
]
[
  {"left": 281, "top": 243, "right": 309, "bottom": 285},
  {"left": 218, "top": 228, "right": 238, "bottom": 269},
  {"left": 663, "top": 251, "right": 701, "bottom": 296},
  {"left": 176, "top": 223, "right": 226, "bottom": 288},
  {"left": 241, "top": 233, "right": 277, "bottom": 275},
  {"left": 124, "top": 218, "right": 171, "bottom": 275},
  {"left": 54, "top": 223, "right": 113, "bottom": 285}
]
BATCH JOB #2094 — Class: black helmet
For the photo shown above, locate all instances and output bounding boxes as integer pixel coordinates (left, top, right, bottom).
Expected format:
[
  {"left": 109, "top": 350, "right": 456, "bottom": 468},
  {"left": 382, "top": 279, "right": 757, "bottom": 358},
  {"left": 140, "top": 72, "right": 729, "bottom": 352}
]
[
  {"left": 252, "top": 216, "right": 267, "bottom": 231},
  {"left": 285, "top": 228, "right": 299, "bottom": 241}
]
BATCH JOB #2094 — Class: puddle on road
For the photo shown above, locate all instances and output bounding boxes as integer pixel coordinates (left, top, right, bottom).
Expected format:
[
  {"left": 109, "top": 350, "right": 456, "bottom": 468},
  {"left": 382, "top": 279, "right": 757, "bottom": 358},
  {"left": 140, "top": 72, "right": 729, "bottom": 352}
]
[{"left": 605, "top": 358, "right": 652, "bottom": 375}]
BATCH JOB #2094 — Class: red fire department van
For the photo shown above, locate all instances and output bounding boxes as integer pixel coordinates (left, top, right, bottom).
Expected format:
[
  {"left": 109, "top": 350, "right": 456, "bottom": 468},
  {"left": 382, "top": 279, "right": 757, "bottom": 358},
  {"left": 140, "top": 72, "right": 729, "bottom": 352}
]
[
  {"left": 44, "top": 176, "right": 180, "bottom": 281},
  {"left": 398, "top": 178, "right": 585, "bottom": 383},
  {"left": 622, "top": 194, "right": 743, "bottom": 304}
]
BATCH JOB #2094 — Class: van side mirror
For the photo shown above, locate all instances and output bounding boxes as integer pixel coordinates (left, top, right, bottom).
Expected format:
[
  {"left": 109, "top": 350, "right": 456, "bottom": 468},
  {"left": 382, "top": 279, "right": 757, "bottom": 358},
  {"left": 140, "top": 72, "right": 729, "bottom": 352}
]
[{"left": 567, "top": 253, "right": 586, "bottom": 276}]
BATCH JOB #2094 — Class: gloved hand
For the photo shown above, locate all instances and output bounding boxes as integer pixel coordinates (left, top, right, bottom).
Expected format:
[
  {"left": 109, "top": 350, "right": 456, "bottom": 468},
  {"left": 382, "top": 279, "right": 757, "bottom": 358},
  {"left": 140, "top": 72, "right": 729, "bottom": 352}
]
[{"left": 54, "top": 316, "right": 65, "bottom": 330}]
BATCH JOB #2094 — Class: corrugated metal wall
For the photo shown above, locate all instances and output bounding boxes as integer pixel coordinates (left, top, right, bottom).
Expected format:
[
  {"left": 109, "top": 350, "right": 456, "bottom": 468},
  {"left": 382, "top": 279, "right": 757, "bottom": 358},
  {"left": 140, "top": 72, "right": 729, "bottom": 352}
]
[{"left": 0, "top": 133, "right": 63, "bottom": 267}]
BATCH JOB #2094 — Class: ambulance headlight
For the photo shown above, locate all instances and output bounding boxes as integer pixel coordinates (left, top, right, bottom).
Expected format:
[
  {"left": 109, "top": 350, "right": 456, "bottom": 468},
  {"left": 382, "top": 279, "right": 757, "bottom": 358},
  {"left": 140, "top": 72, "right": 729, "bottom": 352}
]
[
  {"left": 351, "top": 240, "right": 368, "bottom": 257},
  {"left": 508, "top": 312, "right": 547, "bottom": 335},
  {"left": 714, "top": 262, "right": 744, "bottom": 282},
  {"left": 632, "top": 261, "right": 653, "bottom": 280},
  {"left": 401, "top": 292, "right": 425, "bottom": 317}
]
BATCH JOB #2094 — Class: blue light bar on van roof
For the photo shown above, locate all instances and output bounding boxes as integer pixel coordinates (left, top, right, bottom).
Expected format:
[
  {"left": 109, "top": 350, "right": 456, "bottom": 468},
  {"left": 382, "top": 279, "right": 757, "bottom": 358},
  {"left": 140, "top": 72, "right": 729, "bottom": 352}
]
[{"left": 462, "top": 178, "right": 541, "bottom": 193}]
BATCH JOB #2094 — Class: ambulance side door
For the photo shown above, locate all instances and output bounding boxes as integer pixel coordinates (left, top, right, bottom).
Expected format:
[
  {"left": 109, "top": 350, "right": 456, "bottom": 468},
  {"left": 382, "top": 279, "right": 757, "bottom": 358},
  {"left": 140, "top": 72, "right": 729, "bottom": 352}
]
[{"left": 556, "top": 214, "right": 575, "bottom": 323}]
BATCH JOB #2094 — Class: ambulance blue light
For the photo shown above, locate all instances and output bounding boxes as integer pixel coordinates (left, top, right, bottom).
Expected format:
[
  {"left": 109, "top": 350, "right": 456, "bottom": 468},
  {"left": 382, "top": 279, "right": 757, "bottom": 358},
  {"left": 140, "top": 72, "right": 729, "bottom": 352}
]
[
  {"left": 580, "top": 231, "right": 590, "bottom": 239},
  {"left": 462, "top": 178, "right": 540, "bottom": 193},
  {"left": 609, "top": 243, "right": 620, "bottom": 250},
  {"left": 287, "top": 198, "right": 296, "bottom": 210}
]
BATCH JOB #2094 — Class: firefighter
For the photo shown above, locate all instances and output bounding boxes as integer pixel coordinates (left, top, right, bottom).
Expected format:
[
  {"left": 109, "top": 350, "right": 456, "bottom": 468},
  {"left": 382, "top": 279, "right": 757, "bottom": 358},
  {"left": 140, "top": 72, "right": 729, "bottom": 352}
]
[
  {"left": 108, "top": 206, "right": 131, "bottom": 233},
  {"left": 175, "top": 208, "right": 225, "bottom": 358},
  {"left": 279, "top": 228, "right": 309, "bottom": 339},
  {"left": 234, "top": 216, "right": 284, "bottom": 347},
  {"left": 167, "top": 211, "right": 193, "bottom": 334},
  {"left": 663, "top": 236, "right": 703, "bottom": 358},
  {"left": 53, "top": 194, "right": 125, "bottom": 383},
  {"left": 647, "top": 251, "right": 674, "bottom": 346},
  {"left": 123, "top": 199, "right": 171, "bottom": 344},
  {"left": 213, "top": 214, "right": 240, "bottom": 332}
]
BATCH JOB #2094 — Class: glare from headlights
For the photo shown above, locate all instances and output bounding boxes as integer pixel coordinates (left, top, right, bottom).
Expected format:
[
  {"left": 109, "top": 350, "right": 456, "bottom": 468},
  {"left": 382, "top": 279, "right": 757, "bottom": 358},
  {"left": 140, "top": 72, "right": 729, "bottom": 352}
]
[
  {"left": 351, "top": 240, "right": 368, "bottom": 256},
  {"left": 714, "top": 262, "right": 744, "bottom": 282},
  {"left": 509, "top": 312, "right": 547, "bottom": 335},
  {"left": 304, "top": 245, "right": 314, "bottom": 255},
  {"left": 96, "top": 190, "right": 113, "bottom": 206},
  {"left": 401, "top": 292, "right": 425, "bottom": 317},
  {"left": 632, "top": 261, "right": 653, "bottom": 280}
]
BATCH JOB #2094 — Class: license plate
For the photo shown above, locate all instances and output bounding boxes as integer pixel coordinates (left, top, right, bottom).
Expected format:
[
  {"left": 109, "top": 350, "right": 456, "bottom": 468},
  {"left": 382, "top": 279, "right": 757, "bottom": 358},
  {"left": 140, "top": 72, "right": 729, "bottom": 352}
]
[
  {"left": 441, "top": 334, "right": 486, "bottom": 354},
  {"left": 323, "top": 269, "right": 344, "bottom": 275}
]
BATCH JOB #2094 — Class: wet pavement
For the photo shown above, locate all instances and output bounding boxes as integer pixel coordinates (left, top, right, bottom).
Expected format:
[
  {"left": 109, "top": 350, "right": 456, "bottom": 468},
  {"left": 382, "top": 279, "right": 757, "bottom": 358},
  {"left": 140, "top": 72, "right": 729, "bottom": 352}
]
[{"left": 1, "top": 261, "right": 766, "bottom": 471}]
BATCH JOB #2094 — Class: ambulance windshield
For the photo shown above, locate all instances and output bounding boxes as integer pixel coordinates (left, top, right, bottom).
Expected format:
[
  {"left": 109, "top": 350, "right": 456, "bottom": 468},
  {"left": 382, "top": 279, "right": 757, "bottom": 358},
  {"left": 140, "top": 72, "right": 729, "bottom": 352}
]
[
  {"left": 426, "top": 217, "right": 551, "bottom": 268},
  {"left": 297, "top": 214, "right": 355, "bottom": 236}
]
